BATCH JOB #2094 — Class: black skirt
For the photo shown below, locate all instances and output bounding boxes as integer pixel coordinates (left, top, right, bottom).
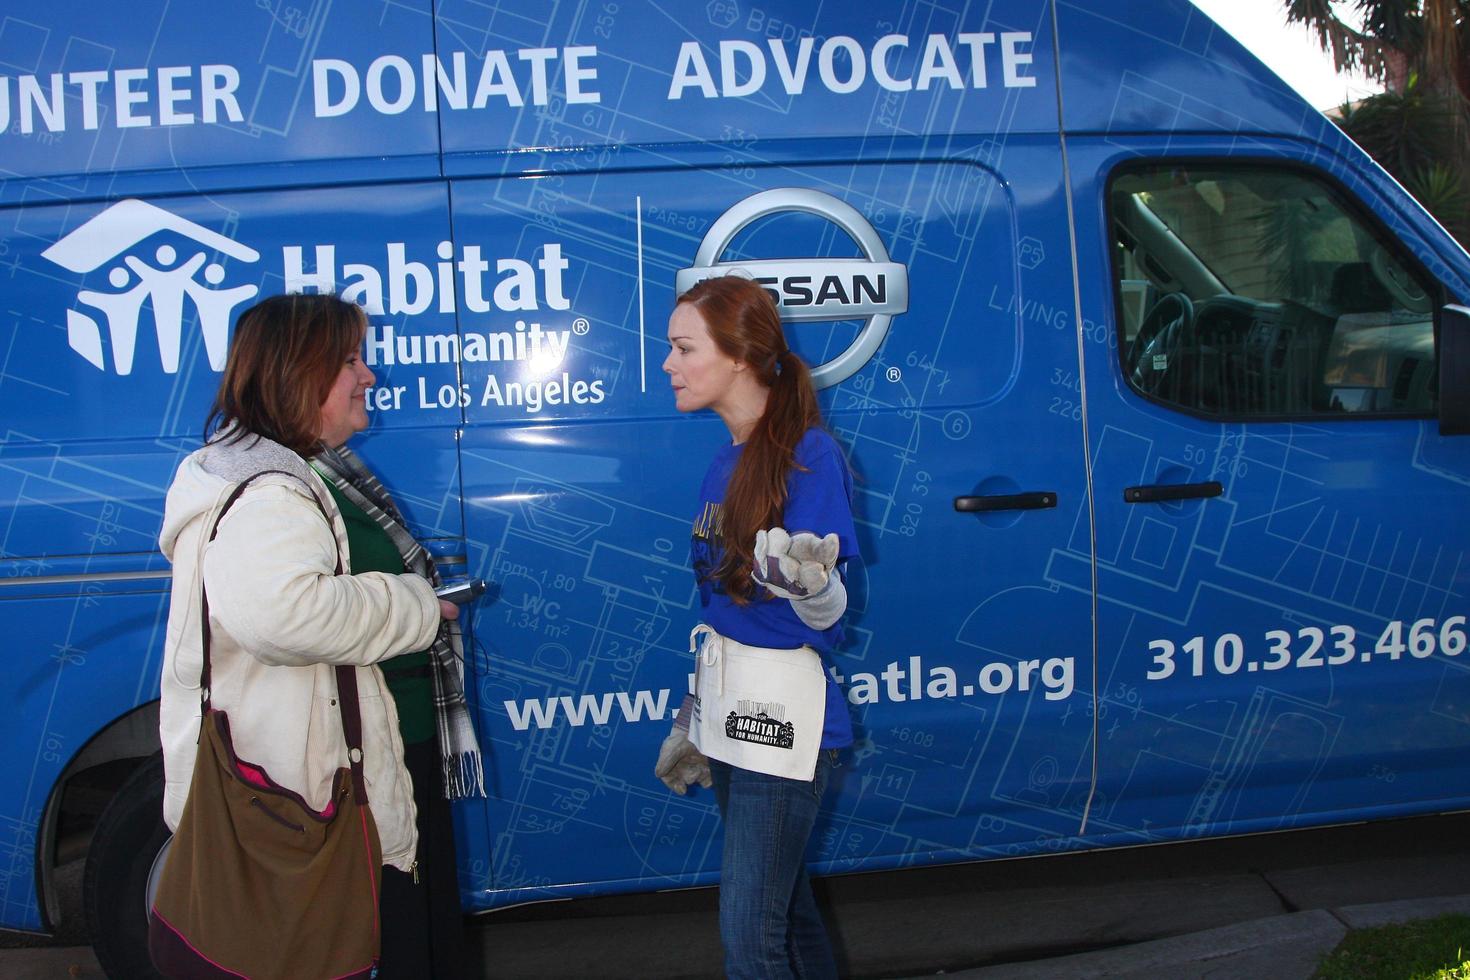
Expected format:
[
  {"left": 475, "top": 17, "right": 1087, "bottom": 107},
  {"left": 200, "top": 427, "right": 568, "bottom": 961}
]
[{"left": 377, "top": 738, "right": 466, "bottom": 978}]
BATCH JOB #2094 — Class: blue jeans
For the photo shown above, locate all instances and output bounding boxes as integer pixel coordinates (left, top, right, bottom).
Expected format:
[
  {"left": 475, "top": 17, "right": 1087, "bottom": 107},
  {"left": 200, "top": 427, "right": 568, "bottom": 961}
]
[{"left": 709, "top": 753, "right": 839, "bottom": 980}]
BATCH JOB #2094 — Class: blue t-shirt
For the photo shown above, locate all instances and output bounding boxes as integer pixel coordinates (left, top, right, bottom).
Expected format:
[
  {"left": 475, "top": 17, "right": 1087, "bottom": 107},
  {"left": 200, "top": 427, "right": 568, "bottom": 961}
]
[{"left": 691, "top": 428, "right": 856, "bottom": 749}]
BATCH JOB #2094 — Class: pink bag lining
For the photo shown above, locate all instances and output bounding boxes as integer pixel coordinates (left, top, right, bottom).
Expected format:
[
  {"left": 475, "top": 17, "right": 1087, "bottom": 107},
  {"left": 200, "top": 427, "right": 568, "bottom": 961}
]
[{"left": 232, "top": 758, "right": 338, "bottom": 819}]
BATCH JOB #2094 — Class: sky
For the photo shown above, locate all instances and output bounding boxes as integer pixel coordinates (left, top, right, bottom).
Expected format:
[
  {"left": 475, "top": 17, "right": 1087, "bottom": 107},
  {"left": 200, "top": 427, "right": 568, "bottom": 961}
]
[{"left": 1189, "top": 0, "right": 1385, "bottom": 110}]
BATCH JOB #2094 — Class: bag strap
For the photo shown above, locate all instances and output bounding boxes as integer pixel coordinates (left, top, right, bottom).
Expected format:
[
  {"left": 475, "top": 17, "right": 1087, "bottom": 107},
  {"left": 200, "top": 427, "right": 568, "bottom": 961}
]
[{"left": 199, "top": 469, "right": 370, "bottom": 805}]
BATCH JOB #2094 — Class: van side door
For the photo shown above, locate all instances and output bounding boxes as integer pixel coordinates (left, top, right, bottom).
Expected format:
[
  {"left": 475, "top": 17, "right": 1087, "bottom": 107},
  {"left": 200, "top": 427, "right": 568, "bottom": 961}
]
[{"left": 1067, "top": 141, "right": 1470, "bottom": 842}]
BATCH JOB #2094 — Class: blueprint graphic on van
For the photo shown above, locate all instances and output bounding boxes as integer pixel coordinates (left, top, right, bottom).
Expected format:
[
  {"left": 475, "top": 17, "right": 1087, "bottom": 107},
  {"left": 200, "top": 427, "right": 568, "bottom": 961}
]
[{"left": 0, "top": 0, "right": 1466, "bottom": 933}]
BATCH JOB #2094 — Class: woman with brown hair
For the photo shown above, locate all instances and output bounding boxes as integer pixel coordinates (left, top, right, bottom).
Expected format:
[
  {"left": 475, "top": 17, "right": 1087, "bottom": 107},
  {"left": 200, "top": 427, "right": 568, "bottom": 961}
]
[
  {"left": 157, "top": 293, "right": 481, "bottom": 976},
  {"left": 656, "top": 274, "right": 856, "bottom": 978}
]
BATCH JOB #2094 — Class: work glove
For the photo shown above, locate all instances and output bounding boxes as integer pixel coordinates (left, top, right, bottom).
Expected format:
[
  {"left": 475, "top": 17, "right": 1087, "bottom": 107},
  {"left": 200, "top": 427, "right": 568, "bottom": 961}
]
[
  {"left": 752, "top": 527, "right": 847, "bottom": 630},
  {"left": 654, "top": 695, "right": 712, "bottom": 795},
  {"left": 753, "top": 528, "right": 838, "bottom": 598}
]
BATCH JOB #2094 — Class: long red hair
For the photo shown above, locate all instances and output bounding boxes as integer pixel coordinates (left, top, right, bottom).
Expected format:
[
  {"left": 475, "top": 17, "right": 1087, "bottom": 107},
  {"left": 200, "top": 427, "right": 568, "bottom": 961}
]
[{"left": 677, "top": 276, "right": 823, "bottom": 603}]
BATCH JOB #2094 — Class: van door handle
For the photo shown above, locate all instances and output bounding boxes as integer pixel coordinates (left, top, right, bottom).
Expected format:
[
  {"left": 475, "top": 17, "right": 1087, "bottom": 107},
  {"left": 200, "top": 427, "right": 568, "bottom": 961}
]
[
  {"left": 954, "top": 492, "right": 1058, "bottom": 512},
  {"left": 1123, "top": 481, "right": 1223, "bottom": 504}
]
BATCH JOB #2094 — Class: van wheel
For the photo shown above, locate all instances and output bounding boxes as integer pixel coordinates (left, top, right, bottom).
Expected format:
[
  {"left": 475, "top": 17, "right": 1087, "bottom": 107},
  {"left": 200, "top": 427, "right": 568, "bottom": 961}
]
[{"left": 83, "top": 754, "right": 167, "bottom": 979}]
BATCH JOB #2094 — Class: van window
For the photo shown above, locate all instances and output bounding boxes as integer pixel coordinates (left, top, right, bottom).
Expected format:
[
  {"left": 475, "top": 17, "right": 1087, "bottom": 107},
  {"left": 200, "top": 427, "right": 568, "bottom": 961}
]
[{"left": 1109, "top": 165, "right": 1436, "bottom": 417}]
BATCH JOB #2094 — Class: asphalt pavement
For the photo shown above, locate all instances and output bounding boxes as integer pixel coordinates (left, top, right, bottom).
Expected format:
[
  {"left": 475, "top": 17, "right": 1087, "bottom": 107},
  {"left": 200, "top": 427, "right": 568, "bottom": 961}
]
[
  {"left": 6, "top": 810, "right": 1470, "bottom": 978},
  {"left": 8, "top": 892, "right": 1469, "bottom": 980}
]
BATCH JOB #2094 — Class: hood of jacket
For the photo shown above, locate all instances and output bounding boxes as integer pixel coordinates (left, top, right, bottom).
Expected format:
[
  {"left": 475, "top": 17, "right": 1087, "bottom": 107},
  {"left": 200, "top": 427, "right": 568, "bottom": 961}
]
[{"left": 160, "top": 430, "right": 318, "bottom": 561}]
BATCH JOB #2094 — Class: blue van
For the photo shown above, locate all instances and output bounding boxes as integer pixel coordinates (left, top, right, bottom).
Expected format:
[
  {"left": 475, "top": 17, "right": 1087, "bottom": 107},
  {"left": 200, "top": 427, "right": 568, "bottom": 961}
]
[{"left": 2, "top": 0, "right": 1468, "bottom": 973}]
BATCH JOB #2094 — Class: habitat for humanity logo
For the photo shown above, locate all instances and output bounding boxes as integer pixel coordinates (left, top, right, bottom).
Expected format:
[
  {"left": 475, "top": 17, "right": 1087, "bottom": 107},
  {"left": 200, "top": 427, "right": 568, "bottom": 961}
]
[
  {"left": 675, "top": 188, "right": 908, "bottom": 389},
  {"left": 41, "top": 200, "right": 260, "bottom": 375}
]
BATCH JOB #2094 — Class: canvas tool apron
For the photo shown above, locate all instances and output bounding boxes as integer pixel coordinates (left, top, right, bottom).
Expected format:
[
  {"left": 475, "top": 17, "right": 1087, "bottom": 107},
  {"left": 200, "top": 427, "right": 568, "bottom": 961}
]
[{"left": 687, "top": 624, "right": 826, "bottom": 781}]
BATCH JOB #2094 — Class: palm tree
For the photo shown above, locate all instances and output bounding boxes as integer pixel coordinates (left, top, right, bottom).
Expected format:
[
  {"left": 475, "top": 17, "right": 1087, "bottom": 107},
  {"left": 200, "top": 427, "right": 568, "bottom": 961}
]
[
  {"left": 1283, "top": 0, "right": 1466, "bottom": 98},
  {"left": 1282, "top": 0, "right": 1470, "bottom": 245}
]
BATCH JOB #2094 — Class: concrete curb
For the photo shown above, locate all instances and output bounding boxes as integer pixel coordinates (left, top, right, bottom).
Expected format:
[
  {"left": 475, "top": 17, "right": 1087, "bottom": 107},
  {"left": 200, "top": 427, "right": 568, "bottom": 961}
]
[
  {"left": 915, "top": 894, "right": 1470, "bottom": 979},
  {"left": 1335, "top": 894, "right": 1470, "bottom": 930},
  {"left": 937, "top": 910, "right": 1346, "bottom": 979}
]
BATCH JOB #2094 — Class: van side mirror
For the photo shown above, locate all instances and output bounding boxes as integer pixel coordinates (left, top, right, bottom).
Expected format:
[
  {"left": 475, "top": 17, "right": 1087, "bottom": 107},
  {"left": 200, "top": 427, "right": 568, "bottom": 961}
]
[{"left": 1440, "top": 304, "right": 1470, "bottom": 435}]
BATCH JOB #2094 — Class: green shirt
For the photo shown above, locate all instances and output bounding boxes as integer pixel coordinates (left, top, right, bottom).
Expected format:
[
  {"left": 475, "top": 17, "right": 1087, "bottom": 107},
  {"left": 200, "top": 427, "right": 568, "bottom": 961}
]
[{"left": 319, "top": 478, "right": 434, "bottom": 745}]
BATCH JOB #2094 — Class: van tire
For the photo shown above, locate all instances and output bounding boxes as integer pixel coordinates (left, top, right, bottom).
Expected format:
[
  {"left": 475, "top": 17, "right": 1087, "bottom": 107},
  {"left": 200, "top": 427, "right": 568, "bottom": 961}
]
[{"left": 83, "top": 753, "right": 166, "bottom": 980}]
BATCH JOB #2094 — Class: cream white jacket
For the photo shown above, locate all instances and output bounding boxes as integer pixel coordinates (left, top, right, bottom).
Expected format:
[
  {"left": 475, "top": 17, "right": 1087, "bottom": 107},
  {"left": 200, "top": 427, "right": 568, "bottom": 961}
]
[{"left": 158, "top": 433, "right": 441, "bottom": 871}]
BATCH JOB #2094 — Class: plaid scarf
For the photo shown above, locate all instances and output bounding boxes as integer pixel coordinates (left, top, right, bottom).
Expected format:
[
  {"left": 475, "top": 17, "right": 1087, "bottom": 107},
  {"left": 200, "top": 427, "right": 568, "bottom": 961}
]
[{"left": 312, "top": 444, "right": 485, "bottom": 800}]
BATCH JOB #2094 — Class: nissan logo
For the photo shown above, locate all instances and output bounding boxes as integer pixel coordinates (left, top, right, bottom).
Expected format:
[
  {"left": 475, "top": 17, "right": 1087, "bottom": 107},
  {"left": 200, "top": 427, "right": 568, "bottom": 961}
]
[{"left": 675, "top": 188, "right": 909, "bottom": 389}]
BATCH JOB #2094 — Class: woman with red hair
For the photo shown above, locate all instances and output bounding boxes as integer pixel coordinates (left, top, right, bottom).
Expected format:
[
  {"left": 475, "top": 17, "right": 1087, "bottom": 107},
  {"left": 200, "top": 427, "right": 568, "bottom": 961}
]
[{"left": 656, "top": 274, "right": 857, "bottom": 979}]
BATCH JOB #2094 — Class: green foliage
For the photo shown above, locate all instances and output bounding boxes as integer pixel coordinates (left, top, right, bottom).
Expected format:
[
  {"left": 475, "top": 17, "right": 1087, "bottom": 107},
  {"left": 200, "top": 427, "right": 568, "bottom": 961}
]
[
  {"left": 1407, "top": 163, "right": 1470, "bottom": 238},
  {"left": 1334, "top": 77, "right": 1456, "bottom": 175},
  {"left": 1286, "top": 0, "right": 1470, "bottom": 247},
  {"left": 1333, "top": 79, "right": 1470, "bottom": 244},
  {"left": 1314, "top": 913, "right": 1470, "bottom": 980}
]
